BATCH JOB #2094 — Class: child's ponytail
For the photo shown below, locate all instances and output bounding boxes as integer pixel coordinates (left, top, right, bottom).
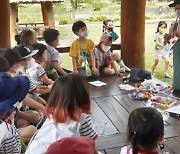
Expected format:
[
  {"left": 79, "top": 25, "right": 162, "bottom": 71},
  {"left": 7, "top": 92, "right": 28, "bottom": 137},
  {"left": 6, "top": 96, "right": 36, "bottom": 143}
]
[{"left": 132, "top": 131, "right": 139, "bottom": 154}]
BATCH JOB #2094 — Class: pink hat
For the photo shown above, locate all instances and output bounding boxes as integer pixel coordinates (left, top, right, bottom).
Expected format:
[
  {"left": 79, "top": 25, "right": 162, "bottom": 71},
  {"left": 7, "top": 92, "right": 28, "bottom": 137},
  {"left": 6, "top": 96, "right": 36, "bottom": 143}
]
[
  {"left": 100, "top": 34, "right": 112, "bottom": 42},
  {"left": 46, "top": 136, "right": 95, "bottom": 154}
]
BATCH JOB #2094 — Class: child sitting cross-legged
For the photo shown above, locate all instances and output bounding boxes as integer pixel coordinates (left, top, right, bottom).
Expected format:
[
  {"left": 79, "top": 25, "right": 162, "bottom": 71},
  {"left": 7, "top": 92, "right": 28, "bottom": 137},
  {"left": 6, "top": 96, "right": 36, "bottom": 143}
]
[
  {"left": 95, "top": 34, "right": 122, "bottom": 76},
  {"left": 120, "top": 107, "right": 168, "bottom": 154},
  {"left": 25, "top": 74, "right": 98, "bottom": 154}
]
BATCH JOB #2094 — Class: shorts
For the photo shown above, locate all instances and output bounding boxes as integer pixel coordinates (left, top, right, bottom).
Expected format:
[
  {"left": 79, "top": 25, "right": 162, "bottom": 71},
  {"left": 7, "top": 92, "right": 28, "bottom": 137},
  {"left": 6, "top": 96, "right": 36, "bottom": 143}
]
[{"left": 154, "top": 49, "right": 169, "bottom": 60}]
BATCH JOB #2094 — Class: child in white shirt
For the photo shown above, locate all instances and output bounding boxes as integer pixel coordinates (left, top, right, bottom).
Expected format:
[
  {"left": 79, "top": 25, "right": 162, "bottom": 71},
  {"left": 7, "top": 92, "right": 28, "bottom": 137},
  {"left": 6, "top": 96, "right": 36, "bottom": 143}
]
[{"left": 25, "top": 74, "right": 98, "bottom": 154}]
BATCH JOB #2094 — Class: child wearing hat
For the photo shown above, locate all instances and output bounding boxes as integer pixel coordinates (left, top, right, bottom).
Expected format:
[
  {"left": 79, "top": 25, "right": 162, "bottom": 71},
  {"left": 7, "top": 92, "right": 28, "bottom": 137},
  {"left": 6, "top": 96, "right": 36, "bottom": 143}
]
[
  {"left": 95, "top": 34, "right": 122, "bottom": 76},
  {"left": 46, "top": 136, "right": 101, "bottom": 154},
  {"left": 0, "top": 48, "right": 47, "bottom": 118},
  {"left": 0, "top": 72, "right": 30, "bottom": 153},
  {"left": 14, "top": 45, "right": 52, "bottom": 95}
]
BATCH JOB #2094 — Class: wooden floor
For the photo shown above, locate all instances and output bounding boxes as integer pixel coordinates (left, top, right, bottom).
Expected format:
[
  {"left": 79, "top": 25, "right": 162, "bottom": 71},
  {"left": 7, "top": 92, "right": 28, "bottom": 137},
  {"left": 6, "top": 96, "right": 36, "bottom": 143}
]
[{"left": 89, "top": 75, "right": 180, "bottom": 154}]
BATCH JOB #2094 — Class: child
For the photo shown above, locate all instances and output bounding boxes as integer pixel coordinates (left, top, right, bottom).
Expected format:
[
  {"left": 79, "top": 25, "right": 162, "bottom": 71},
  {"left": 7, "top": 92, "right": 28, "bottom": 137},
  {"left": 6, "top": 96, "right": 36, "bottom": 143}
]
[
  {"left": 25, "top": 74, "right": 98, "bottom": 154},
  {"left": 14, "top": 45, "right": 52, "bottom": 95},
  {"left": 0, "top": 72, "right": 30, "bottom": 153},
  {"left": 27, "top": 43, "right": 54, "bottom": 86},
  {"left": 46, "top": 136, "right": 99, "bottom": 154},
  {"left": 95, "top": 34, "right": 122, "bottom": 76},
  {"left": 103, "top": 19, "right": 131, "bottom": 72},
  {"left": 43, "top": 28, "right": 67, "bottom": 78},
  {"left": 120, "top": 107, "right": 165, "bottom": 154},
  {"left": 69, "top": 21, "right": 99, "bottom": 77},
  {"left": 0, "top": 56, "right": 10, "bottom": 72},
  {"left": 20, "top": 29, "right": 37, "bottom": 47},
  {"left": 151, "top": 21, "right": 171, "bottom": 78},
  {"left": 0, "top": 48, "right": 46, "bottom": 122}
]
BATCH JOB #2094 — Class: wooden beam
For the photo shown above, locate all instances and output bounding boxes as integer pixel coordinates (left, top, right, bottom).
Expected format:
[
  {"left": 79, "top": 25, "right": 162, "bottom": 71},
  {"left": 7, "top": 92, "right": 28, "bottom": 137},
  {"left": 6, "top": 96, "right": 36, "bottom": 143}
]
[
  {"left": 10, "top": 3, "right": 18, "bottom": 45},
  {"left": 121, "top": 0, "right": 146, "bottom": 69},
  {"left": 0, "top": 0, "right": 10, "bottom": 48},
  {"left": 41, "top": 2, "right": 55, "bottom": 29}
]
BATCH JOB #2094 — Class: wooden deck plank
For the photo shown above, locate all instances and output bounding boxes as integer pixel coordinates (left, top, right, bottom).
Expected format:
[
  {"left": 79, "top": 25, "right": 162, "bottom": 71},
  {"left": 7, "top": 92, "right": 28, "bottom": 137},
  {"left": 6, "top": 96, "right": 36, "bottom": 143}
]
[
  {"left": 94, "top": 96, "right": 129, "bottom": 133},
  {"left": 91, "top": 99, "right": 119, "bottom": 136},
  {"left": 105, "top": 147, "right": 122, "bottom": 154},
  {"left": 164, "top": 137, "right": 180, "bottom": 154},
  {"left": 96, "top": 133, "right": 127, "bottom": 150},
  {"left": 114, "top": 95, "right": 145, "bottom": 113}
]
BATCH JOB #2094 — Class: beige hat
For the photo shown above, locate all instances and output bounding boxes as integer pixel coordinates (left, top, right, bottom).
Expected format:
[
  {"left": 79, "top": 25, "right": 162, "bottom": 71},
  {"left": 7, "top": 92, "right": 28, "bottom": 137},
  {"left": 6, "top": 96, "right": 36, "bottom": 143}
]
[{"left": 100, "top": 34, "right": 112, "bottom": 42}]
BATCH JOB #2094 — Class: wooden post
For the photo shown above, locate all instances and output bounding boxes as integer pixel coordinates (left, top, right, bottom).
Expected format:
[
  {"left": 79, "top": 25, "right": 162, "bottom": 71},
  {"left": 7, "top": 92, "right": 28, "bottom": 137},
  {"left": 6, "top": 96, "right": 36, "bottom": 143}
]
[
  {"left": 121, "top": 0, "right": 146, "bottom": 69},
  {"left": 0, "top": 0, "right": 10, "bottom": 48},
  {"left": 10, "top": 3, "right": 18, "bottom": 45},
  {"left": 41, "top": 2, "right": 55, "bottom": 29}
]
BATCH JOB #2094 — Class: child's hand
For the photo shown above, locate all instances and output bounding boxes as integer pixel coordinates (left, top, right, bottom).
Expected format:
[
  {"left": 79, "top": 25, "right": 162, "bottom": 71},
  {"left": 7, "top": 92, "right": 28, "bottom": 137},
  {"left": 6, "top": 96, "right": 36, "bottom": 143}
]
[
  {"left": 115, "top": 70, "right": 123, "bottom": 76},
  {"left": 27, "top": 111, "right": 40, "bottom": 125},
  {"left": 92, "top": 67, "right": 99, "bottom": 75}
]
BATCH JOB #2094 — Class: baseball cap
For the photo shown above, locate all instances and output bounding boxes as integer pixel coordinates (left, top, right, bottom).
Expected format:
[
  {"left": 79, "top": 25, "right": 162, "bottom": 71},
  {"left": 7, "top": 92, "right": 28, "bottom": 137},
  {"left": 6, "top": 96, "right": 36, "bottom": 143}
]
[
  {"left": 169, "top": 0, "right": 180, "bottom": 7},
  {"left": 46, "top": 136, "right": 96, "bottom": 154},
  {"left": 100, "top": 34, "right": 112, "bottom": 42},
  {"left": 14, "top": 45, "right": 38, "bottom": 59}
]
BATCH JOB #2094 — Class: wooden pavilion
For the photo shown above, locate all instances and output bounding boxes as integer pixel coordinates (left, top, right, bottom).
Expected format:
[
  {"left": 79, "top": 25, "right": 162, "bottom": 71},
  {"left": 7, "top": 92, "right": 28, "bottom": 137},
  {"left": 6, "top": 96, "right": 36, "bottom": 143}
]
[{"left": 0, "top": 0, "right": 145, "bottom": 68}]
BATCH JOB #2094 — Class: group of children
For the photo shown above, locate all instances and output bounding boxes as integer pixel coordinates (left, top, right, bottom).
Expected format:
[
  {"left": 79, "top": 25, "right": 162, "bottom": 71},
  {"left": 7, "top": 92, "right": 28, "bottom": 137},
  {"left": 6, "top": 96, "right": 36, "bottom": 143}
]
[{"left": 0, "top": 19, "right": 168, "bottom": 154}]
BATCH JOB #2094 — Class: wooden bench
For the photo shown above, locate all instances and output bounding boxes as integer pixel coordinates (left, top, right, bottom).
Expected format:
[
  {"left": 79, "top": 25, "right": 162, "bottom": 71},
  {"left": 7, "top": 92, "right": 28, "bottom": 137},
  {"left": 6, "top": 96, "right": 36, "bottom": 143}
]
[{"left": 56, "top": 43, "right": 121, "bottom": 53}]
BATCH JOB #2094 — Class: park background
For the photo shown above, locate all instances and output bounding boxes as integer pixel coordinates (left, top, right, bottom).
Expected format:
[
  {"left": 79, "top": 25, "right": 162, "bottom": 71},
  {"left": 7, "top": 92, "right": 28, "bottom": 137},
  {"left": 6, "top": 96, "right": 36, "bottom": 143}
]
[{"left": 17, "top": 0, "right": 176, "bottom": 84}]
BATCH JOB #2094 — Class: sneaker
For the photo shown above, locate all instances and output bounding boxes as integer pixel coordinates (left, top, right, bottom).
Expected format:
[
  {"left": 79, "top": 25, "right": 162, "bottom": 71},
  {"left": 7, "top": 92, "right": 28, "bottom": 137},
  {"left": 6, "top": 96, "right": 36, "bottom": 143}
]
[
  {"left": 119, "top": 68, "right": 125, "bottom": 73},
  {"left": 164, "top": 73, "right": 171, "bottom": 78}
]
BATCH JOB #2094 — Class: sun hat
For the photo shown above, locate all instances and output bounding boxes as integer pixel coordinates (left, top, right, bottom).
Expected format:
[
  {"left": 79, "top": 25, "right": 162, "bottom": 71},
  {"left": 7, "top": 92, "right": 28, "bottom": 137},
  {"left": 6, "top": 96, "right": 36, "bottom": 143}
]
[
  {"left": 14, "top": 45, "right": 38, "bottom": 59},
  {"left": 169, "top": 0, "right": 180, "bottom": 7},
  {"left": 0, "top": 72, "right": 30, "bottom": 114},
  {"left": 46, "top": 136, "right": 96, "bottom": 154},
  {"left": 100, "top": 34, "right": 112, "bottom": 42}
]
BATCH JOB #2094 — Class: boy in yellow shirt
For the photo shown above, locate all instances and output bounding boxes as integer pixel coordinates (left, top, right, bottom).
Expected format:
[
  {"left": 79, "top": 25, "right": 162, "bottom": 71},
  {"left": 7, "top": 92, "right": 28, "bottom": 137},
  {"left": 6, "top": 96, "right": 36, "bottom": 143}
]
[{"left": 69, "top": 21, "right": 99, "bottom": 77}]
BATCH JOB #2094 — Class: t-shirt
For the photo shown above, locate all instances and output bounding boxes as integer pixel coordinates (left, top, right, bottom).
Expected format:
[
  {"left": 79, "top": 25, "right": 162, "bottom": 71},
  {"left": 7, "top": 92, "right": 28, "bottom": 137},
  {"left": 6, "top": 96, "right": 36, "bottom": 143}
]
[
  {"left": 120, "top": 146, "right": 163, "bottom": 154},
  {"left": 26, "top": 62, "right": 46, "bottom": 85},
  {"left": 25, "top": 113, "right": 98, "bottom": 154},
  {"left": 46, "top": 44, "right": 62, "bottom": 74},
  {"left": 69, "top": 39, "right": 95, "bottom": 68},
  {"left": 13, "top": 67, "right": 36, "bottom": 93},
  {"left": 95, "top": 48, "right": 113, "bottom": 67},
  {"left": 154, "top": 32, "right": 164, "bottom": 50},
  {"left": 104, "top": 31, "right": 119, "bottom": 42},
  {"left": 0, "top": 121, "right": 21, "bottom": 154}
]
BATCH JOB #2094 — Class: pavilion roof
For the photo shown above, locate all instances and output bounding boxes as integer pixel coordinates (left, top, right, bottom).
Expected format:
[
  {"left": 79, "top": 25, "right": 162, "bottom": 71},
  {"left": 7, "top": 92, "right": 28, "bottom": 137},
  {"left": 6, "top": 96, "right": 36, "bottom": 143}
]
[{"left": 10, "top": 0, "right": 64, "bottom": 4}]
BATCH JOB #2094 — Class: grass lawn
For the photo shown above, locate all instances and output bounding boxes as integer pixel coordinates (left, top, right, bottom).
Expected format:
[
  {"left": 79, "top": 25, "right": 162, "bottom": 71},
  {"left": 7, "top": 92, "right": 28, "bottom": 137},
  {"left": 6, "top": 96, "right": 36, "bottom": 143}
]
[{"left": 58, "top": 22, "right": 173, "bottom": 85}]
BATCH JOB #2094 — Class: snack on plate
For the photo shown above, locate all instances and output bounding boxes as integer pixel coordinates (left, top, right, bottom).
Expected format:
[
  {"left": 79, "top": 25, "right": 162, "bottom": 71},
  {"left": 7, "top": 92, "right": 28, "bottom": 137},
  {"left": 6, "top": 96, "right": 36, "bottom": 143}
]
[
  {"left": 129, "top": 92, "right": 152, "bottom": 100},
  {"left": 148, "top": 96, "right": 176, "bottom": 110}
]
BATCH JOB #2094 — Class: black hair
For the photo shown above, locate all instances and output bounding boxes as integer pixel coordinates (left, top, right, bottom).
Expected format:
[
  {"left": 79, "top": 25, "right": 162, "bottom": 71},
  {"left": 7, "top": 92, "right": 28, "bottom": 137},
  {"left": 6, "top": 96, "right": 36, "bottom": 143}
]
[
  {"left": 103, "top": 19, "right": 113, "bottom": 33},
  {"left": 0, "top": 48, "right": 22, "bottom": 67},
  {"left": 0, "top": 56, "right": 10, "bottom": 72},
  {"left": 72, "top": 21, "right": 86, "bottom": 35},
  {"left": 43, "top": 28, "right": 60, "bottom": 44},
  {"left": 156, "top": 21, "right": 167, "bottom": 33},
  {"left": 127, "top": 107, "right": 164, "bottom": 154},
  {"left": 32, "top": 43, "right": 47, "bottom": 60},
  {"left": 19, "top": 29, "right": 35, "bottom": 45}
]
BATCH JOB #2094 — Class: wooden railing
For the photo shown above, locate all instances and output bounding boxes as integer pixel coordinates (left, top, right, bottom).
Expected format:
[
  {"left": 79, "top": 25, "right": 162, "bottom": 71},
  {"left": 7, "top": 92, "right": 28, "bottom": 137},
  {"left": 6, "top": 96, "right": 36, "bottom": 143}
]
[{"left": 56, "top": 43, "right": 121, "bottom": 53}]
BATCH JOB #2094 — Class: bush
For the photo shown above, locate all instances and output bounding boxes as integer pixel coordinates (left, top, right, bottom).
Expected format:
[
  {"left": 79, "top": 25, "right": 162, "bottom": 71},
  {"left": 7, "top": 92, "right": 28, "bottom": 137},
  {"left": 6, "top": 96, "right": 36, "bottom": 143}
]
[
  {"left": 59, "top": 18, "right": 69, "bottom": 25},
  {"left": 88, "top": 15, "right": 107, "bottom": 22}
]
